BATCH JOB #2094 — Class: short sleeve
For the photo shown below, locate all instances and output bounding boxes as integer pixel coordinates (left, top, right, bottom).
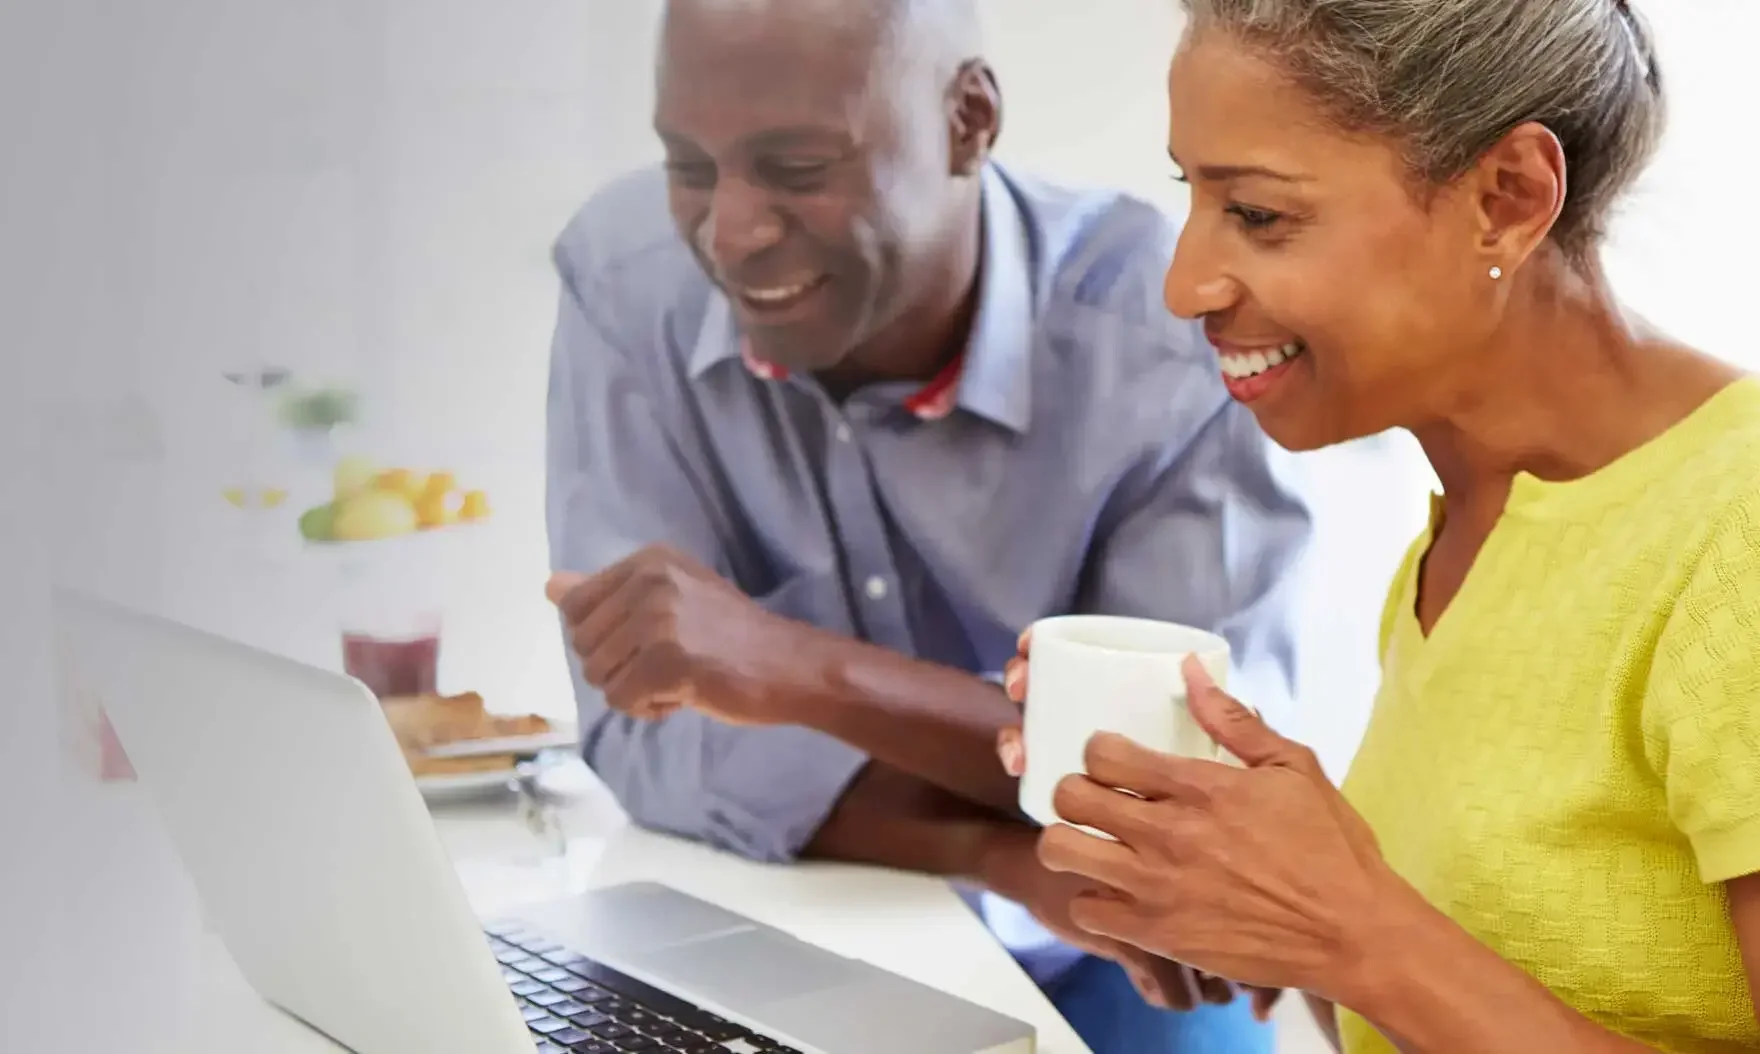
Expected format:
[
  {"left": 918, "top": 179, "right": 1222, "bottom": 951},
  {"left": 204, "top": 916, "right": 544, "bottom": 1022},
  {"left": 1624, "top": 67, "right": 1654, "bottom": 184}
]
[{"left": 1643, "top": 500, "right": 1760, "bottom": 884}]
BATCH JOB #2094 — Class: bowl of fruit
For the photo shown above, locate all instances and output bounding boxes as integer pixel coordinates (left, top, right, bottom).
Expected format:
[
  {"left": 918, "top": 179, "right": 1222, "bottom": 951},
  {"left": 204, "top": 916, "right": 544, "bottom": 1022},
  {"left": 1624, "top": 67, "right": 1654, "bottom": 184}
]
[{"left": 298, "top": 455, "right": 490, "bottom": 546}]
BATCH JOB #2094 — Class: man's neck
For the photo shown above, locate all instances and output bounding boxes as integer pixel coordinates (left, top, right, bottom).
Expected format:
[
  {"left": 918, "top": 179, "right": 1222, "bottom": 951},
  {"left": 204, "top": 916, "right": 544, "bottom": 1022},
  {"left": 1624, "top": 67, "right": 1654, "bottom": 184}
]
[{"left": 816, "top": 194, "right": 986, "bottom": 400}]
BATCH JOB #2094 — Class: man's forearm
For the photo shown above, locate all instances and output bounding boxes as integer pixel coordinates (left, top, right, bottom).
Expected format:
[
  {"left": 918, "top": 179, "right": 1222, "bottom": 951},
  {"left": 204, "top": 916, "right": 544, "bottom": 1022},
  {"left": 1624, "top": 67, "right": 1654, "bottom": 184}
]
[
  {"left": 801, "top": 761, "right": 1030, "bottom": 883},
  {"left": 778, "top": 628, "right": 1023, "bottom": 814}
]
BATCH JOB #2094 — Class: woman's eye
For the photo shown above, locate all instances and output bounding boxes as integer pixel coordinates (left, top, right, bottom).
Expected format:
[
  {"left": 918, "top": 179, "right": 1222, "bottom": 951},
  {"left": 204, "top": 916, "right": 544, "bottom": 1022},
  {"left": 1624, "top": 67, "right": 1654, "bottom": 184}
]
[{"left": 1227, "top": 203, "right": 1282, "bottom": 231}]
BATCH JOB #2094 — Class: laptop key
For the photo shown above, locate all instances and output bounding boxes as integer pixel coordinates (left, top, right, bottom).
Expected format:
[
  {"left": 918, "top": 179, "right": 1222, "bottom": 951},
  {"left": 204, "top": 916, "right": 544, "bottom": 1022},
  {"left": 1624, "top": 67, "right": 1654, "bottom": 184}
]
[
  {"left": 613, "top": 1038, "right": 658, "bottom": 1052},
  {"left": 550, "top": 1028, "right": 594, "bottom": 1045},
  {"left": 590, "top": 1022, "right": 634, "bottom": 1040},
  {"left": 521, "top": 1007, "right": 553, "bottom": 1023},
  {"left": 551, "top": 977, "right": 592, "bottom": 994},
  {"left": 532, "top": 968, "right": 574, "bottom": 984},
  {"left": 534, "top": 1045, "right": 568, "bottom": 1054},
  {"left": 548, "top": 999, "right": 591, "bottom": 1017},
  {"left": 529, "top": 990, "right": 570, "bottom": 1008},
  {"left": 509, "top": 980, "right": 548, "bottom": 997},
  {"left": 570, "top": 1042, "right": 618, "bottom": 1054},
  {"left": 568, "top": 1012, "right": 611, "bottom": 1030},
  {"left": 617, "top": 1008, "right": 662, "bottom": 1029},
  {"left": 530, "top": 1017, "right": 571, "bottom": 1035}
]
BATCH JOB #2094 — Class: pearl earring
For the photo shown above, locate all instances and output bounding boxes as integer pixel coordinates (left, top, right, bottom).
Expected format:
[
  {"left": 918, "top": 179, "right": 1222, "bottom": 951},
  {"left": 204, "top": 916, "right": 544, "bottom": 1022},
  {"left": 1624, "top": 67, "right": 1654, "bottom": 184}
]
[{"left": 1489, "top": 266, "right": 1504, "bottom": 280}]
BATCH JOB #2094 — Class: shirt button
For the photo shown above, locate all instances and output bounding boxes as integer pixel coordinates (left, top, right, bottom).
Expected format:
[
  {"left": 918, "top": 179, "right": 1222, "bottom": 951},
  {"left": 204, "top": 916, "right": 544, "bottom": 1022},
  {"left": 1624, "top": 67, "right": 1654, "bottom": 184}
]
[
  {"left": 834, "top": 423, "right": 853, "bottom": 443},
  {"left": 864, "top": 575, "right": 889, "bottom": 601}
]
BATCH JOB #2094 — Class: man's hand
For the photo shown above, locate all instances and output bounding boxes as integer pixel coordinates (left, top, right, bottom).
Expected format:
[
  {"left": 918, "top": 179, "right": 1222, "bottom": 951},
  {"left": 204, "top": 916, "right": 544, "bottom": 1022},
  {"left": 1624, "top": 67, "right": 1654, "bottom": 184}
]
[
  {"left": 979, "top": 827, "right": 1244, "bottom": 1013},
  {"left": 546, "top": 545, "right": 819, "bottom": 726}
]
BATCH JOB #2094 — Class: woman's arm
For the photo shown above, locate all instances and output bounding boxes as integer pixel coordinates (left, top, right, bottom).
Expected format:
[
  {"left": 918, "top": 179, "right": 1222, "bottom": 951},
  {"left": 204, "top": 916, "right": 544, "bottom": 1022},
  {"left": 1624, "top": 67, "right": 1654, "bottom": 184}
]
[{"left": 1342, "top": 875, "right": 1760, "bottom": 1052}]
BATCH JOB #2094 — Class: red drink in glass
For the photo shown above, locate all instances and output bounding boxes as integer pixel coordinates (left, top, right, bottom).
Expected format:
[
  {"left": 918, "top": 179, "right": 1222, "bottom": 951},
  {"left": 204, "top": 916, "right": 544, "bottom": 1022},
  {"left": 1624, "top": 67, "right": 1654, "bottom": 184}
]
[{"left": 342, "top": 631, "right": 440, "bottom": 698}]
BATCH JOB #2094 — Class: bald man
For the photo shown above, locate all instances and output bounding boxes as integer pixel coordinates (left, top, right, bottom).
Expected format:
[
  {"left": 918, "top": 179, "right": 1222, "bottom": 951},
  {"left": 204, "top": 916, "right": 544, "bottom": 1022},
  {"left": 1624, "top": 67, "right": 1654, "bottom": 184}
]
[{"left": 544, "top": 2, "right": 1311, "bottom": 1051}]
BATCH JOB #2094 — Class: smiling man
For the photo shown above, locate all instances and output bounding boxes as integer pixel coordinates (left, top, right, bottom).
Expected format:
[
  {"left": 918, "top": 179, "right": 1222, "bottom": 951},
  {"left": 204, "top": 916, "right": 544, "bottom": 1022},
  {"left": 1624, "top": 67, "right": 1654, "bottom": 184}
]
[{"left": 543, "top": 1, "right": 1315, "bottom": 1050}]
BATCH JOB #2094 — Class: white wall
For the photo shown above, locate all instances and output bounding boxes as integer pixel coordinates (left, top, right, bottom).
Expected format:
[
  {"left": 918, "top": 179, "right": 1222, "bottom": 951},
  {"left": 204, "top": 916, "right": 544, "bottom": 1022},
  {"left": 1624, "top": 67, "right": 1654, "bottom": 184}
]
[{"left": 37, "top": 0, "right": 1759, "bottom": 778}]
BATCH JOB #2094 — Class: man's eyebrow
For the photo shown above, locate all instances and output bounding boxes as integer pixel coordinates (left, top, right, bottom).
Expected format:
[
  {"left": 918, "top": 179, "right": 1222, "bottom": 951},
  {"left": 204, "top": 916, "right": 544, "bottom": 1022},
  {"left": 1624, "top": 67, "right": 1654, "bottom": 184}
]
[{"left": 745, "top": 126, "right": 855, "bottom": 151}]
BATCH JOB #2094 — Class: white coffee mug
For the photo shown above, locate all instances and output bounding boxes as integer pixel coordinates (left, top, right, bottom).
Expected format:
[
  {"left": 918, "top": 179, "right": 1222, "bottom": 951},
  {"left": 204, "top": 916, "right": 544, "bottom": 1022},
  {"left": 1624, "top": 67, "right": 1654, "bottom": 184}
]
[{"left": 1018, "top": 614, "right": 1232, "bottom": 829}]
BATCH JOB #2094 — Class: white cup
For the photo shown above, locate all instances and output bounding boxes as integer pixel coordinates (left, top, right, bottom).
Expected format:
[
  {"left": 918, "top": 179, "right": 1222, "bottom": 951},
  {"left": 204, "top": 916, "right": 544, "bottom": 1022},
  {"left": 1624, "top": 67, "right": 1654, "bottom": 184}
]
[{"left": 1018, "top": 615, "right": 1232, "bottom": 829}]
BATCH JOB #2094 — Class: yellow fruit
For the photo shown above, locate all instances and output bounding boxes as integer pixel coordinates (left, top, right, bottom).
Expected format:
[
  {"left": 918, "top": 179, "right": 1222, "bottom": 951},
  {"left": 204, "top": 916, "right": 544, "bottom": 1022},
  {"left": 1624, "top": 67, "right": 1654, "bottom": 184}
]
[
  {"left": 422, "top": 471, "right": 456, "bottom": 496},
  {"left": 458, "top": 490, "right": 491, "bottom": 522},
  {"left": 414, "top": 491, "right": 456, "bottom": 529},
  {"left": 374, "top": 468, "right": 422, "bottom": 500},
  {"left": 331, "top": 491, "right": 419, "bottom": 541},
  {"left": 333, "top": 456, "right": 378, "bottom": 500}
]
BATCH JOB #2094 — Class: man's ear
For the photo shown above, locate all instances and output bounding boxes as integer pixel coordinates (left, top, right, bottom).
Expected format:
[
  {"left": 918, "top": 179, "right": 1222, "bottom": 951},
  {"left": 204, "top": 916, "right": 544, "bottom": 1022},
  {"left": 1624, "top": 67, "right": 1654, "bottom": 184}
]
[
  {"left": 948, "top": 60, "right": 1001, "bottom": 175},
  {"left": 1470, "top": 121, "right": 1567, "bottom": 275}
]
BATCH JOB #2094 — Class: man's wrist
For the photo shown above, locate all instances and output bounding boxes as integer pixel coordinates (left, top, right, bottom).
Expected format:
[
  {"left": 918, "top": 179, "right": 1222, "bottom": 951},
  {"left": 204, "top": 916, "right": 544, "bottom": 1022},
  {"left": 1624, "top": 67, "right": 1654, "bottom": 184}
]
[
  {"left": 747, "top": 615, "right": 848, "bottom": 726},
  {"left": 971, "top": 823, "right": 1042, "bottom": 900}
]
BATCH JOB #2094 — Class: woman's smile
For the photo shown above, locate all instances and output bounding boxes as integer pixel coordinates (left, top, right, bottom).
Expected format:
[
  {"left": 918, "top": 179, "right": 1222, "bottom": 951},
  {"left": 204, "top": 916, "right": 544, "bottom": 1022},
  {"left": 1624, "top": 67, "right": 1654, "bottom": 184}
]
[{"left": 1212, "top": 338, "right": 1308, "bottom": 403}]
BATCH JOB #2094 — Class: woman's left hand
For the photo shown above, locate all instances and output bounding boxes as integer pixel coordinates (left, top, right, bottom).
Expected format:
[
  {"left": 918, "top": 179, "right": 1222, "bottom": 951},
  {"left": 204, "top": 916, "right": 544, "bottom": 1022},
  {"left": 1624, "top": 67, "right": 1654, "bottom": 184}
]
[{"left": 1038, "top": 657, "right": 1417, "bottom": 1000}]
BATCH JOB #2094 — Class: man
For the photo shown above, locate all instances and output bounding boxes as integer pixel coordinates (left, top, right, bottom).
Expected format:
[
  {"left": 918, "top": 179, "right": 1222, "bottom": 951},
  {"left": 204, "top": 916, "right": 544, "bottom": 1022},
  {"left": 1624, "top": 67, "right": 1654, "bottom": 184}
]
[{"left": 543, "top": 1, "right": 1313, "bottom": 1050}]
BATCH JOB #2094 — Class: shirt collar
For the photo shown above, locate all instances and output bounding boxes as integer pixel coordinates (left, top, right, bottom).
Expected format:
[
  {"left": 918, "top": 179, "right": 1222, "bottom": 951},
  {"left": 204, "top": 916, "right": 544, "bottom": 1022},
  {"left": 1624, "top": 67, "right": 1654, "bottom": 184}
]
[{"left": 689, "top": 164, "right": 1036, "bottom": 433}]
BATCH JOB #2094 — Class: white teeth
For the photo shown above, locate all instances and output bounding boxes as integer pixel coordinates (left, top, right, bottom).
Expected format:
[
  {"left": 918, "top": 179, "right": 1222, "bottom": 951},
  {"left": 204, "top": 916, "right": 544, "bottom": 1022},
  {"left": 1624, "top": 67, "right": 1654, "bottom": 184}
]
[
  {"left": 741, "top": 278, "right": 819, "bottom": 304},
  {"left": 1219, "top": 341, "right": 1305, "bottom": 380}
]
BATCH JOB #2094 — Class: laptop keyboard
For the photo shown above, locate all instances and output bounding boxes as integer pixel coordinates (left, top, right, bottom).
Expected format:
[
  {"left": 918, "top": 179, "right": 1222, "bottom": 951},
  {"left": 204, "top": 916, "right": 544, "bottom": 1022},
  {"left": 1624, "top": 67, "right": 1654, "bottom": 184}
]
[{"left": 484, "top": 921, "right": 802, "bottom": 1054}]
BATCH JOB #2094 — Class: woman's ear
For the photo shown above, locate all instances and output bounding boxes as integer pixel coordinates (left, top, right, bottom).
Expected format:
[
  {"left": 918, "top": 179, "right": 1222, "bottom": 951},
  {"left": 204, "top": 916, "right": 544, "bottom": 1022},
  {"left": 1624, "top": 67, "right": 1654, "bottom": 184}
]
[{"left": 1471, "top": 121, "right": 1567, "bottom": 273}]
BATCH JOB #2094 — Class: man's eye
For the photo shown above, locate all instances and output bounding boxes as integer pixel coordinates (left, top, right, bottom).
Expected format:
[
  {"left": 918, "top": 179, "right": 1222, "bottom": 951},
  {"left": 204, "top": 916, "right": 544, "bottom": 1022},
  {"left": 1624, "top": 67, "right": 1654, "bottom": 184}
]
[
  {"left": 759, "top": 160, "right": 832, "bottom": 192},
  {"left": 1226, "top": 204, "right": 1282, "bottom": 231},
  {"left": 664, "top": 160, "right": 716, "bottom": 189}
]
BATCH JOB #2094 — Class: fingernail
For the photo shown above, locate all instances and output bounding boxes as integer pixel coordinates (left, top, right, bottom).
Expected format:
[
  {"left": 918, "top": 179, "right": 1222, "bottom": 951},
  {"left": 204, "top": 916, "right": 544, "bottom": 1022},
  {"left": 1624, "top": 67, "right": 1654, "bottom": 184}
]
[
  {"left": 1000, "top": 738, "right": 1022, "bottom": 775},
  {"left": 1183, "top": 654, "right": 1217, "bottom": 692},
  {"left": 1003, "top": 664, "right": 1022, "bottom": 696},
  {"left": 1017, "top": 625, "right": 1033, "bottom": 651}
]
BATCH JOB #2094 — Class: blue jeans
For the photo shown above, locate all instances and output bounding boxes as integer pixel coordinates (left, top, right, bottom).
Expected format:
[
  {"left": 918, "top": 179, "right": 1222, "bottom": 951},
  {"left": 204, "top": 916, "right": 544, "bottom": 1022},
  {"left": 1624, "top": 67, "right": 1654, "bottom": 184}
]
[{"left": 1046, "top": 955, "right": 1275, "bottom": 1054}]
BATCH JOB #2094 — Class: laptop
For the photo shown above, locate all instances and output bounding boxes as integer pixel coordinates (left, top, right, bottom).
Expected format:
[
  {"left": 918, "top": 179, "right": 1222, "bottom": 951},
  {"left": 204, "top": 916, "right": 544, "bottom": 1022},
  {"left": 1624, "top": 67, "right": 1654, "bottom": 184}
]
[{"left": 56, "top": 589, "right": 1035, "bottom": 1054}]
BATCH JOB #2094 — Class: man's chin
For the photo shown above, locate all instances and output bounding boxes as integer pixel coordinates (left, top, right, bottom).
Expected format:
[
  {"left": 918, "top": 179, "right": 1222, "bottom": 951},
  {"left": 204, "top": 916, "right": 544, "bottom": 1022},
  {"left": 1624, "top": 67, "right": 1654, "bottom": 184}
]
[{"left": 745, "top": 333, "right": 850, "bottom": 375}]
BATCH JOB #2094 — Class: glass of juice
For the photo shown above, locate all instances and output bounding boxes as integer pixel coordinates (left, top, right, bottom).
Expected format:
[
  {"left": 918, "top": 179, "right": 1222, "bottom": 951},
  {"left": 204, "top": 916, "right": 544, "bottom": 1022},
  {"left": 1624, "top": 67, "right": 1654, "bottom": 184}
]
[{"left": 333, "top": 540, "right": 444, "bottom": 699}]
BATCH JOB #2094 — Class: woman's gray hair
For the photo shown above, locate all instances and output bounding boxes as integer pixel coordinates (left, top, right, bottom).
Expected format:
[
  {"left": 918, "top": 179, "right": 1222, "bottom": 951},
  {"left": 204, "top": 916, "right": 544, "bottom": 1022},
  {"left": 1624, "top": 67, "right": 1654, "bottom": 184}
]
[{"left": 1179, "top": 0, "right": 1665, "bottom": 256}]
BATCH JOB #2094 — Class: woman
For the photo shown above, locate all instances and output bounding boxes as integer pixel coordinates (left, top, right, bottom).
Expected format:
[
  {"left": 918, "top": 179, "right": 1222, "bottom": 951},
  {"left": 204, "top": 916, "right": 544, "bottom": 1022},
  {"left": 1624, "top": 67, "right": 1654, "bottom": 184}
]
[{"left": 998, "top": 1, "right": 1760, "bottom": 1051}]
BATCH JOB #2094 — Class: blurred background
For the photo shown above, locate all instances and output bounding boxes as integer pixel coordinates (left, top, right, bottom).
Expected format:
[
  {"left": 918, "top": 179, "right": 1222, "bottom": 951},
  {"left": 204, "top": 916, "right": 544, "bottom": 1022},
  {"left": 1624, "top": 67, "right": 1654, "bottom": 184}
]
[{"left": 20, "top": 0, "right": 1760, "bottom": 785}]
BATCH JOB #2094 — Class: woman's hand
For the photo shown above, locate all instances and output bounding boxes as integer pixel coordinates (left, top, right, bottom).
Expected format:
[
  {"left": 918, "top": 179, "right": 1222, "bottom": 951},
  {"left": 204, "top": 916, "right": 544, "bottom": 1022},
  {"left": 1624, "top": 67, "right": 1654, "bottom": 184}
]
[
  {"left": 1036, "top": 656, "right": 1414, "bottom": 1001},
  {"left": 993, "top": 629, "right": 1283, "bottom": 1020}
]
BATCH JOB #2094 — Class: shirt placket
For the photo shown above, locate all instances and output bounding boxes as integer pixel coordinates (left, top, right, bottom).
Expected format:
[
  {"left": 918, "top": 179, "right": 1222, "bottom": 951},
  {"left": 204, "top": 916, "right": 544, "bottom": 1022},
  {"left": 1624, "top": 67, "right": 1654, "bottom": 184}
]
[{"left": 818, "top": 398, "right": 914, "bottom": 655}]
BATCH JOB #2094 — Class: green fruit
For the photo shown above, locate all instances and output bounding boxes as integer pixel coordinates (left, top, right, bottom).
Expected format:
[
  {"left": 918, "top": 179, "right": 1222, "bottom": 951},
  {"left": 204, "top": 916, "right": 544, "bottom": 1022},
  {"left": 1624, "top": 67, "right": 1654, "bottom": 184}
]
[{"left": 299, "top": 503, "right": 338, "bottom": 542}]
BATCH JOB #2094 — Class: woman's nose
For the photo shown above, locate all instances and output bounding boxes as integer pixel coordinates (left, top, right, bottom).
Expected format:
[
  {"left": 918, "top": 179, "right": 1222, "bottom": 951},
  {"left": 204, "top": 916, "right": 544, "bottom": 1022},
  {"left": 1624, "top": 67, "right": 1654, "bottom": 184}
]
[{"left": 1163, "top": 227, "right": 1238, "bottom": 321}]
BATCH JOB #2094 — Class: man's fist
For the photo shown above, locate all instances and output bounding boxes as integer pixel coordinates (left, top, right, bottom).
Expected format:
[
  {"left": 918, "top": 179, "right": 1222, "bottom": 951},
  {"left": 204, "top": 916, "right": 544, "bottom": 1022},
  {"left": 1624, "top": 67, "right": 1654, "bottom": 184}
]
[{"left": 546, "top": 545, "right": 813, "bottom": 726}]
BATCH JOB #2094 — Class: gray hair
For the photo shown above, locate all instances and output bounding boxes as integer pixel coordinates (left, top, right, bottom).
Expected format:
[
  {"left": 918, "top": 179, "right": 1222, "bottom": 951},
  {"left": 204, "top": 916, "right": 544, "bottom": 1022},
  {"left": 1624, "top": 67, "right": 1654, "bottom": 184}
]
[{"left": 1179, "top": 0, "right": 1665, "bottom": 257}]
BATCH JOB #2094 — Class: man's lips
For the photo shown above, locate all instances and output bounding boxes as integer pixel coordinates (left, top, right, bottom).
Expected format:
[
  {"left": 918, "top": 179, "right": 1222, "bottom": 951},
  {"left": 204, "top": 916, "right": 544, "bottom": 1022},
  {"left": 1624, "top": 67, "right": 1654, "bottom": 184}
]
[{"left": 726, "top": 274, "right": 830, "bottom": 315}]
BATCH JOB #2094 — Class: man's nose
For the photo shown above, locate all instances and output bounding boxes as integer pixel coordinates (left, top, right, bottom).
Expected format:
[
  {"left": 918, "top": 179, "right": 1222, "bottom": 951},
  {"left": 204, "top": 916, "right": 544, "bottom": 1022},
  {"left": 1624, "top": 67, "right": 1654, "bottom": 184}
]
[
  {"left": 1163, "top": 223, "right": 1238, "bottom": 321},
  {"left": 699, "top": 179, "right": 785, "bottom": 271}
]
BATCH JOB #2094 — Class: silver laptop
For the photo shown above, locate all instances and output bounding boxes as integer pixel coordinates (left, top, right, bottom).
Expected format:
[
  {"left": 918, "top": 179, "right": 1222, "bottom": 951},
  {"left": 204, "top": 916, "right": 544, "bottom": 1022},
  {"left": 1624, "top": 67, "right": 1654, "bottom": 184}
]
[{"left": 57, "top": 589, "right": 1035, "bottom": 1054}]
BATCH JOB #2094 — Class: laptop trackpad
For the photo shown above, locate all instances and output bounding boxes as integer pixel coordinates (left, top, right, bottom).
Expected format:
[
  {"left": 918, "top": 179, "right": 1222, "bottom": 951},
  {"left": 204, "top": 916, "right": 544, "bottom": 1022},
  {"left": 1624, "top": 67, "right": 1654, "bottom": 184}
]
[{"left": 620, "top": 928, "right": 869, "bottom": 1008}]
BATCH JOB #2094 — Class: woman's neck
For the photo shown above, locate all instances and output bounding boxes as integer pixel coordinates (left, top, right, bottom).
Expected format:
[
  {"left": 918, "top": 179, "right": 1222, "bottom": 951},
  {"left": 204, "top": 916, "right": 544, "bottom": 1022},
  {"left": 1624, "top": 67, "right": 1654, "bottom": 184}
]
[{"left": 1412, "top": 249, "right": 1736, "bottom": 518}]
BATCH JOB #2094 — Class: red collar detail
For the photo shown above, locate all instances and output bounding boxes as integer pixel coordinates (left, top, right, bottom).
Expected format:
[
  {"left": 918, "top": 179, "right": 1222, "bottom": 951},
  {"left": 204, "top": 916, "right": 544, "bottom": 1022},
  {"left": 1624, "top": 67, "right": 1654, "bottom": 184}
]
[{"left": 739, "top": 341, "right": 964, "bottom": 421}]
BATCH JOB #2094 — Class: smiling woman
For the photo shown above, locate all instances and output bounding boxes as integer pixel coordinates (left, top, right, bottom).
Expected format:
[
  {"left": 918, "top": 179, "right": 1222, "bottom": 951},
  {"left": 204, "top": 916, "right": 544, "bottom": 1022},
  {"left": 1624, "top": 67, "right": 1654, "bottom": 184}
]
[{"left": 994, "top": 1, "right": 1760, "bottom": 1053}]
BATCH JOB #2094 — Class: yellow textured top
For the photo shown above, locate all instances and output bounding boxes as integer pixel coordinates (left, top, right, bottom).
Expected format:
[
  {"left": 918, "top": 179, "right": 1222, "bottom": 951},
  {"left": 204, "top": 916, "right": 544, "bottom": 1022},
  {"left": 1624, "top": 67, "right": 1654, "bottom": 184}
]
[{"left": 1338, "top": 378, "right": 1760, "bottom": 1054}]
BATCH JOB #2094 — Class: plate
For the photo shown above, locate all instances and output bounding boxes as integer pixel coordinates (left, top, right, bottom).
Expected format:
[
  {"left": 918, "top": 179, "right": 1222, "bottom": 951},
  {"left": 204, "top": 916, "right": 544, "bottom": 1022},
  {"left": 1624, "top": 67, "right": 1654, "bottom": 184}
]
[{"left": 418, "top": 725, "right": 579, "bottom": 760}]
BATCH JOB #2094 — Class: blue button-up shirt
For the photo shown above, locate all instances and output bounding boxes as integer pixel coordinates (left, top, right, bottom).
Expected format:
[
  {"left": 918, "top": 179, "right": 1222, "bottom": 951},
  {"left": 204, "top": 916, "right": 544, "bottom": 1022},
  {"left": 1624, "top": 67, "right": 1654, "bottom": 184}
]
[{"left": 546, "top": 161, "right": 1315, "bottom": 984}]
